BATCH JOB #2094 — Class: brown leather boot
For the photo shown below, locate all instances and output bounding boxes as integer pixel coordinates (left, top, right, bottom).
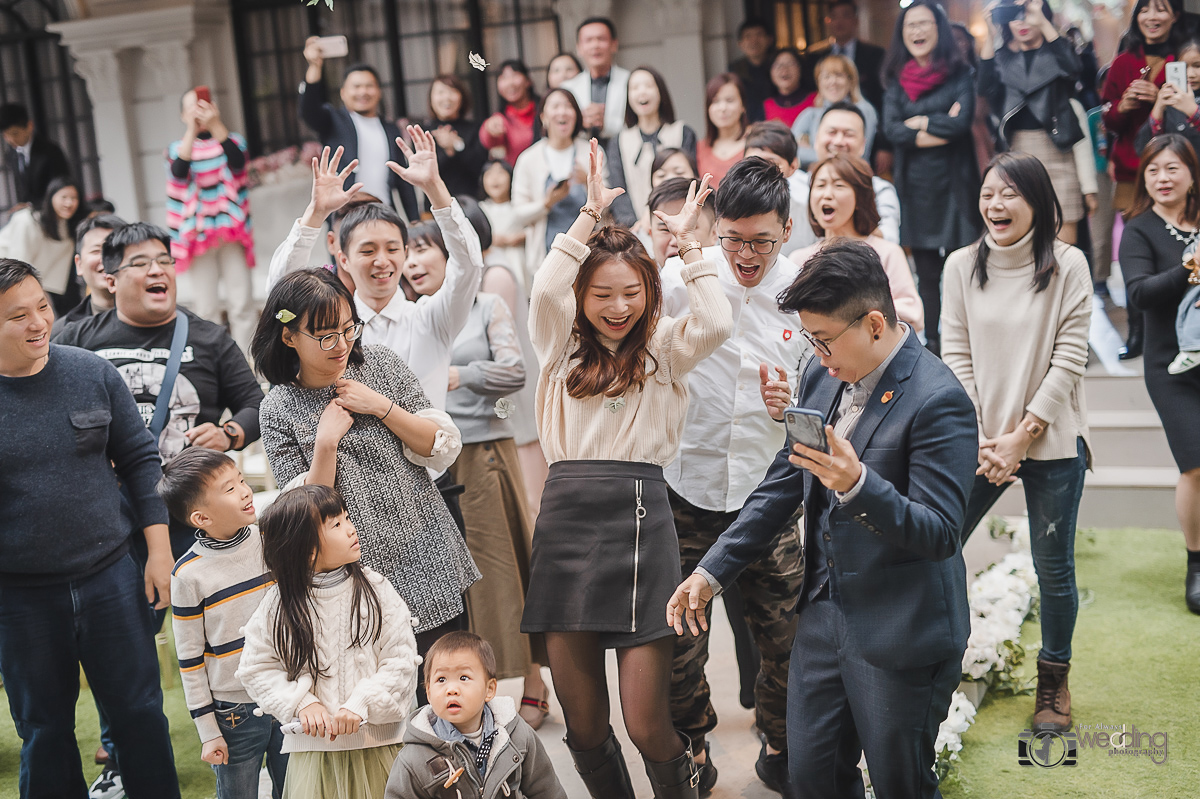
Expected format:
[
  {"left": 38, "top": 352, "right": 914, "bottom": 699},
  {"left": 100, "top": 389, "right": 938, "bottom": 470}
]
[{"left": 1033, "top": 660, "right": 1072, "bottom": 732}]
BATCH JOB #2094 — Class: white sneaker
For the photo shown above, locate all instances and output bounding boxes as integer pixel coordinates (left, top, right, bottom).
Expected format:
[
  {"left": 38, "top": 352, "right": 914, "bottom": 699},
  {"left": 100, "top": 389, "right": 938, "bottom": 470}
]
[
  {"left": 88, "top": 767, "right": 125, "bottom": 799},
  {"left": 1168, "top": 350, "right": 1200, "bottom": 374}
]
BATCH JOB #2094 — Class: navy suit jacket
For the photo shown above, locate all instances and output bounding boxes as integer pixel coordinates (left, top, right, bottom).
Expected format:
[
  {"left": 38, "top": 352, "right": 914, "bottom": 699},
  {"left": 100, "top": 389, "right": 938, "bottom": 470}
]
[
  {"left": 299, "top": 81, "right": 419, "bottom": 222},
  {"left": 3, "top": 133, "right": 72, "bottom": 206},
  {"left": 697, "top": 332, "right": 977, "bottom": 670}
]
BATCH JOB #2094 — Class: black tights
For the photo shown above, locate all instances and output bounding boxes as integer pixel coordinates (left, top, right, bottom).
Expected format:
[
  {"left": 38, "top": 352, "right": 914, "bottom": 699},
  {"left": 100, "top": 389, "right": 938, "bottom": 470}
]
[
  {"left": 911, "top": 248, "right": 946, "bottom": 343},
  {"left": 545, "top": 632, "right": 684, "bottom": 763}
]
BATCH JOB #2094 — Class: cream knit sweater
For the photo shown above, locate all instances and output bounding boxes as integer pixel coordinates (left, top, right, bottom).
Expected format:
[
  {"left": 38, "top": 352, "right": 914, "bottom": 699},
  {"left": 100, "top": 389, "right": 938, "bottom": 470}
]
[
  {"left": 529, "top": 233, "right": 734, "bottom": 466},
  {"left": 942, "top": 231, "right": 1092, "bottom": 464},
  {"left": 236, "top": 567, "right": 419, "bottom": 753}
]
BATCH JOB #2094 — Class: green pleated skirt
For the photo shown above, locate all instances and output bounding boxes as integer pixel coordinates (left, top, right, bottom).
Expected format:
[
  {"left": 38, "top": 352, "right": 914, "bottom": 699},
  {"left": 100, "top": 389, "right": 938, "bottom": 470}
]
[{"left": 282, "top": 744, "right": 402, "bottom": 799}]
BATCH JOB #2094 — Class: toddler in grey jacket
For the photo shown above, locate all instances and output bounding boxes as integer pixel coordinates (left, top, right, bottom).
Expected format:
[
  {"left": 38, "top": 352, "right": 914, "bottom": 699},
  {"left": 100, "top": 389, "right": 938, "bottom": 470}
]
[{"left": 385, "top": 632, "right": 566, "bottom": 799}]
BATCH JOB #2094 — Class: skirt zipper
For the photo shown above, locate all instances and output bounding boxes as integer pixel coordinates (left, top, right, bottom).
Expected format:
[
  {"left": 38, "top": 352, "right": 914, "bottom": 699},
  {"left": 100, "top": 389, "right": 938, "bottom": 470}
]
[{"left": 632, "top": 479, "right": 645, "bottom": 632}]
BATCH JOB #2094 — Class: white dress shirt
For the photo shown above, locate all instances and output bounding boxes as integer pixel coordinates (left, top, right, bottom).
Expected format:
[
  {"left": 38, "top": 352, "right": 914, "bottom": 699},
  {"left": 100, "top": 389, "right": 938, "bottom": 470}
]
[
  {"left": 661, "top": 246, "right": 811, "bottom": 512},
  {"left": 348, "top": 111, "right": 393, "bottom": 205}
]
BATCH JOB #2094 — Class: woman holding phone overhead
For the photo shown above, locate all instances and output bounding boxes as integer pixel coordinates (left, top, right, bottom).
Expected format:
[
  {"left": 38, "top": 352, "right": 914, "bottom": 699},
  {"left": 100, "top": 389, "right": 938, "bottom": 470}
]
[{"left": 520, "top": 139, "right": 731, "bottom": 799}]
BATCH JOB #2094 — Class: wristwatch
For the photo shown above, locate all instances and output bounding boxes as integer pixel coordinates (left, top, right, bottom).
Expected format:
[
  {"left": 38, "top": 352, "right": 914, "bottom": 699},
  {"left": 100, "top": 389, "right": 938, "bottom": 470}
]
[
  {"left": 222, "top": 421, "right": 243, "bottom": 450},
  {"left": 676, "top": 240, "right": 704, "bottom": 259},
  {"left": 1023, "top": 419, "right": 1045, "bottom": 439}
]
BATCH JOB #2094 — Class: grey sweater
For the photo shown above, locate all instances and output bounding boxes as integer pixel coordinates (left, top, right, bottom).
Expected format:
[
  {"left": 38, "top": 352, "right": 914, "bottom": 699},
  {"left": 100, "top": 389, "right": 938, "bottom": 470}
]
[
  {"left": 445, "top": 293, "right": 526, "bottom": 444},
  {"left": 0, "top": 345, "right": 168, "bottom": 585}
]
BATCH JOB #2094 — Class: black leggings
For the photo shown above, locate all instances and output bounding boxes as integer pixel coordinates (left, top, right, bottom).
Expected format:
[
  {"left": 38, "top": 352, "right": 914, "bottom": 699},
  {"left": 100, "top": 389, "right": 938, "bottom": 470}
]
[
  {"left": 912, "top": 248, "right": 946, "bottom": 342},
  {"left": 545, "top": 632, "right": 684, "bottom": 763}
]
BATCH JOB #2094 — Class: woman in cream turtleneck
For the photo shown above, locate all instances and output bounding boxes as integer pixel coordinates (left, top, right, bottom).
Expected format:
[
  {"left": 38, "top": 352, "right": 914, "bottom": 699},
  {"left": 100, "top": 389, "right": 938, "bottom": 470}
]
[{"left": 941, "top": 151, "right": 1092, "bottom": 737}]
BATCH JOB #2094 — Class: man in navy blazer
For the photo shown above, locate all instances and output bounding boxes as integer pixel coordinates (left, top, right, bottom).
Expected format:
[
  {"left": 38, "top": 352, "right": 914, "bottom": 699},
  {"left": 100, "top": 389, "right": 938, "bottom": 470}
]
[
  {"left": 668, "top": 239, "right": 978, "bottom": 798},
  {"left": 300, "top": 39, "right": 418, "bottom": 222}
]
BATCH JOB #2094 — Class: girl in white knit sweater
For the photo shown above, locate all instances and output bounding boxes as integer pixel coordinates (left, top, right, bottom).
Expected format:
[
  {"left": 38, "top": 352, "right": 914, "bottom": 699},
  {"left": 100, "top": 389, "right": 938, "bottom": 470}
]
[{"left": 237, "top": 485, "right": 419, "bottom": 799}]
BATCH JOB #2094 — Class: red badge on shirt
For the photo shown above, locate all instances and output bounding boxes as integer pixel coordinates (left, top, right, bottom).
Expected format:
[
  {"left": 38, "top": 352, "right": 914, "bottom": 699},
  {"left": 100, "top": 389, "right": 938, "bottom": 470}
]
[{"left": 783, "top": 329, "right": 792, "bottom": 341}]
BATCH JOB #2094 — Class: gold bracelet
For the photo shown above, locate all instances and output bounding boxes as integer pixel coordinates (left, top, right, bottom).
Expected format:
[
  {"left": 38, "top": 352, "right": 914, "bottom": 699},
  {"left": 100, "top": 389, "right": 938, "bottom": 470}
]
[
  {"left": 677, "top": 240, "right": 704, "bottom": 259},
  {"left": 579, "top": 205, "right": 602, "bottom": 223}
]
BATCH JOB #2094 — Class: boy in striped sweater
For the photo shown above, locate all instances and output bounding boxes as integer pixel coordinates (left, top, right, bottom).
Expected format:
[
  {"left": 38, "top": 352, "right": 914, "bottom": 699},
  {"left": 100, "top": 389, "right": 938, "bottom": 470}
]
[{"left": 159, "top": 448, "right": 286, "bottom": 798}]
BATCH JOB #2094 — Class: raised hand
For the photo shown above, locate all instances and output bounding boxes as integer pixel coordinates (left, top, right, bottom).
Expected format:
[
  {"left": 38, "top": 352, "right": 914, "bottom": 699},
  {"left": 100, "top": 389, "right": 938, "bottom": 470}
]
[
  {"left": 583, "top": 138, "right": 624, "bottom": 213},
  {"left": 389, "top": 125, "right": 440, "bottom": 189},
  {"left": 652, "top": 173, "right": 713, "bottom": 244},
  {"left": 303, "top": 36, "right": 324, "bottom": 69},
  {"left": 389, "top": 125, "right": 451, "bottom": 208},
  {"left": 304, "top": 146, "right": 363, "bottom": 226}
]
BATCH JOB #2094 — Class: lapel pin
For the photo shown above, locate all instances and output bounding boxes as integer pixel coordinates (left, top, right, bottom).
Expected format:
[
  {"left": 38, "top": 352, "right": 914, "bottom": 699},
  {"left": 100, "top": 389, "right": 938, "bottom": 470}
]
[{"left": 881, "top": 391, "right": 894, "bottom": 404}]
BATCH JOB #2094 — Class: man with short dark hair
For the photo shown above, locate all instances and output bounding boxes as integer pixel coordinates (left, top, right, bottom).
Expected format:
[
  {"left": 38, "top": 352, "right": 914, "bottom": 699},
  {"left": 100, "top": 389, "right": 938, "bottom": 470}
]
[
  {"left": 669, "top": 238, "right": 979, "bottom": 798},
  {"left": 561, "top": 17, "right": 629, "bottom": 143},
  {"left": 743, "top": 120, "right": 817, "bottom": 255},
  {"left": 300, "top": 41, "right": 419, "bottom": 221},
  {"left": 729, "top": 19, "right": 777, "bottom": 123},
  {"left": 53, "top": 213, "right": 125, "bottom": 333},
  {"left": 0, "top": 258, "right": 180, "bottom": 798},
  {"left": 0, "top": 102, "right": 72, "bottom": 209},
  {"left": 53, "top": 222, "right": 263, "bottom": 490},
  {"left": 660, "top": 158, "right": 808, "bottom": 794}
]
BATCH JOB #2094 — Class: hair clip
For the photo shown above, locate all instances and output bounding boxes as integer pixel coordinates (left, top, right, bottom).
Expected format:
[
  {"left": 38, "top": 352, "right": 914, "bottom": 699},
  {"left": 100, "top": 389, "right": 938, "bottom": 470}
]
[{"left": 275, "top": 309, "right": 296, "bottom": 324}]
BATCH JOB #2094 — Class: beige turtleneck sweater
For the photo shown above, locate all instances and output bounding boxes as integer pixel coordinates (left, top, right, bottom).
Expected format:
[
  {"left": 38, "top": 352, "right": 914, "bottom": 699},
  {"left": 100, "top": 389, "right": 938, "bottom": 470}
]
[
  {"left": 942, "top": 230, "right": 1092, "bottom": 464},
  {"left": 529, "top": 233, "right": 734, "bottom": 466}
]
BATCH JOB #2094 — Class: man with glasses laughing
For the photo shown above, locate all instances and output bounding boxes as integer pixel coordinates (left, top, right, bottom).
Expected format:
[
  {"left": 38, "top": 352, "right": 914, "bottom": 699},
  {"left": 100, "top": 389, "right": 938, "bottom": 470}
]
[
  {"left": 659, "top": 156, "right": 808, "bottom": 794},
  {"left": 669, "top": 239, "right": 979, "bottom": 798}
]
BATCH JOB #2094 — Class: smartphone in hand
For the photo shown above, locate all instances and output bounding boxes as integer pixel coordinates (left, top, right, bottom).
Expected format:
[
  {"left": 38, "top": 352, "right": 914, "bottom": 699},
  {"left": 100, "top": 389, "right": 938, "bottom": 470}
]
[
  {"left": 193, "top": 85, "right": 211, "bottom": 104},
  {"left": 784, "top": 408, "right": 829, "bottom": 456},
  {"left": 1167, "top": 62, "right": 1188, "bottom": 94},
  {"left": 316, "top": 35, "right": 349, "bottom": 59}
]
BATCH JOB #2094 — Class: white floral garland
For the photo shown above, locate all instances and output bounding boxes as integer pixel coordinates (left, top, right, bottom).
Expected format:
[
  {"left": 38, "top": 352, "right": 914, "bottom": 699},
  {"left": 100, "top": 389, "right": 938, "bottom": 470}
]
[{"left": 864, "top": 518, "right": 1037, "bottom": 795}]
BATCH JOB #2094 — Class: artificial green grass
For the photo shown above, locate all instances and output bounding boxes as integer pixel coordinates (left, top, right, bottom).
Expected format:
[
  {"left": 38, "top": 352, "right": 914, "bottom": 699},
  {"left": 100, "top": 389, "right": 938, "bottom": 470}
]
[{"left": 942, "top": 527, "right": 1200, "bottom": 798}]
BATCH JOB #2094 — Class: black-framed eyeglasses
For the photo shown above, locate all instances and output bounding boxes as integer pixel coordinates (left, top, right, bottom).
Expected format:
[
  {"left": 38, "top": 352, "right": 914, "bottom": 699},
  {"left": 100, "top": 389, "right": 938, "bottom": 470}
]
[
  {"left": 117, "top": 254, "right": 176, "bottom": 272},
  {"left": 297, "top": 322, "right": 364, "bottom": 351},
  {"left": 717, "top": 236, "right": 779, "bottom": 255},
  {"left": 801, "top": 311, "right": 869, "bottom": 357}
]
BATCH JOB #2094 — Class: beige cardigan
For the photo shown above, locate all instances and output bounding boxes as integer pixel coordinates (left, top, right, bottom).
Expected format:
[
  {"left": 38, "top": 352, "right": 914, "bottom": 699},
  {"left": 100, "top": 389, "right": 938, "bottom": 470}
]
[
  {"left": 529, "top": 233, "right": 733, "bottom": 466},
  {"left": 942, "top": 231, "right": 1092, "bottom": 464}
]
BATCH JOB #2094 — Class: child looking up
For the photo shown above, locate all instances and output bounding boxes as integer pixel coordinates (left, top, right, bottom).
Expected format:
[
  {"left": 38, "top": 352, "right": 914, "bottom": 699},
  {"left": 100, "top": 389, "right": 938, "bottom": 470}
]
[
  {"left": 237, "top": 485, "right": 419, "bottom": 798},
  {"left": 160, "top": 448, "right": 286, "bottom": 798},
  {"left": 385, "top": 632, "right": 567, "bottom": 799}
]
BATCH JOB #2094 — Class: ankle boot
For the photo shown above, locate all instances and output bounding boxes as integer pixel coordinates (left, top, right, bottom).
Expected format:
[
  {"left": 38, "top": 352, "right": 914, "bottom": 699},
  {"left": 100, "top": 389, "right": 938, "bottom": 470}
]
[
  {"left": 643, "top": 732, "right": 700, "bottom": 799},
  {"left": 1120, "top": 312, "right": 1143, "bottom": 360},
  {"left": 567, "top": 728, "right": 635, "bottom": 799},
  {"left": 1186, "top": 562, "right": 1200, "bottom": 614},
  {"left": 1033, "top": 660, "right": 1072, "bottom": 733}
]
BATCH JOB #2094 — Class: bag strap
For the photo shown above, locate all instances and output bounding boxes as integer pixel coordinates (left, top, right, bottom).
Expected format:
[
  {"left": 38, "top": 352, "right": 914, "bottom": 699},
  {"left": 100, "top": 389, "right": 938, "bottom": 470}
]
[{"left": 149, "top": 311, "right": 189, "bottom": 440}]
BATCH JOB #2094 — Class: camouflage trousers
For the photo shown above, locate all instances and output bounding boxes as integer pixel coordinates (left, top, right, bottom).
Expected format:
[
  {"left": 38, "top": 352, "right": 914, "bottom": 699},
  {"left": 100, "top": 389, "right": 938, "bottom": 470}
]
[{"left": 668, "top": 488, "right": 804, "bottom": 753}]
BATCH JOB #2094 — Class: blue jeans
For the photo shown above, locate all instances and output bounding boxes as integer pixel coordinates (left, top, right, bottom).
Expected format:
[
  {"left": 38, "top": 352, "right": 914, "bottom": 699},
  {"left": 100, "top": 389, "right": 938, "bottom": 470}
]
[
  {"left": 0, "top": 552, "right": 180, "bottom": 798},
  {"left": 212, "top": 701, "right": 287, "bottom": 799},
  {"left": 961, "top": 438, "right": 1088, "bottom": 664}
]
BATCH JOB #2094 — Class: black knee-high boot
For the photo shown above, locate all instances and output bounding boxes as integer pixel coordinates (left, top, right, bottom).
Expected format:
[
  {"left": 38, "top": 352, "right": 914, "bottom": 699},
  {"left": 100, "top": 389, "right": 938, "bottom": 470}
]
[
  {"left": 567, "top": 728, "right": 636, "bottom": 799},
  {"left": 643, "top": 732, "right": 700, "bottom": 799}
]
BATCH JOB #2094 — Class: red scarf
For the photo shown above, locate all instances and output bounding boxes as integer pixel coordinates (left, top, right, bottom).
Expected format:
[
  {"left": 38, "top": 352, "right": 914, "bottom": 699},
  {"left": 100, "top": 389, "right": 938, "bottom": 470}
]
[{"left": 899, "top": 59, "right": 949, "bottom": 102}]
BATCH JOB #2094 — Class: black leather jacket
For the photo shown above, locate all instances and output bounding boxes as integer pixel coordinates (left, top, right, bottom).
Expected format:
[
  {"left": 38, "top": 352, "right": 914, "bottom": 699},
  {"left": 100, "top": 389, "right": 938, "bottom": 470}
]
[{"left": 980, "top": 36, "right": 1084, "bottom": 151}]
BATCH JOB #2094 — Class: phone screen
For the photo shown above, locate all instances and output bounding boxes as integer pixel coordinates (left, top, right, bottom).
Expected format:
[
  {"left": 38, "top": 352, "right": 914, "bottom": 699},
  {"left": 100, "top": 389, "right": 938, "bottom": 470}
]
[{"left": 785, "top": 410, "right": 829, "bottom": 455}]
